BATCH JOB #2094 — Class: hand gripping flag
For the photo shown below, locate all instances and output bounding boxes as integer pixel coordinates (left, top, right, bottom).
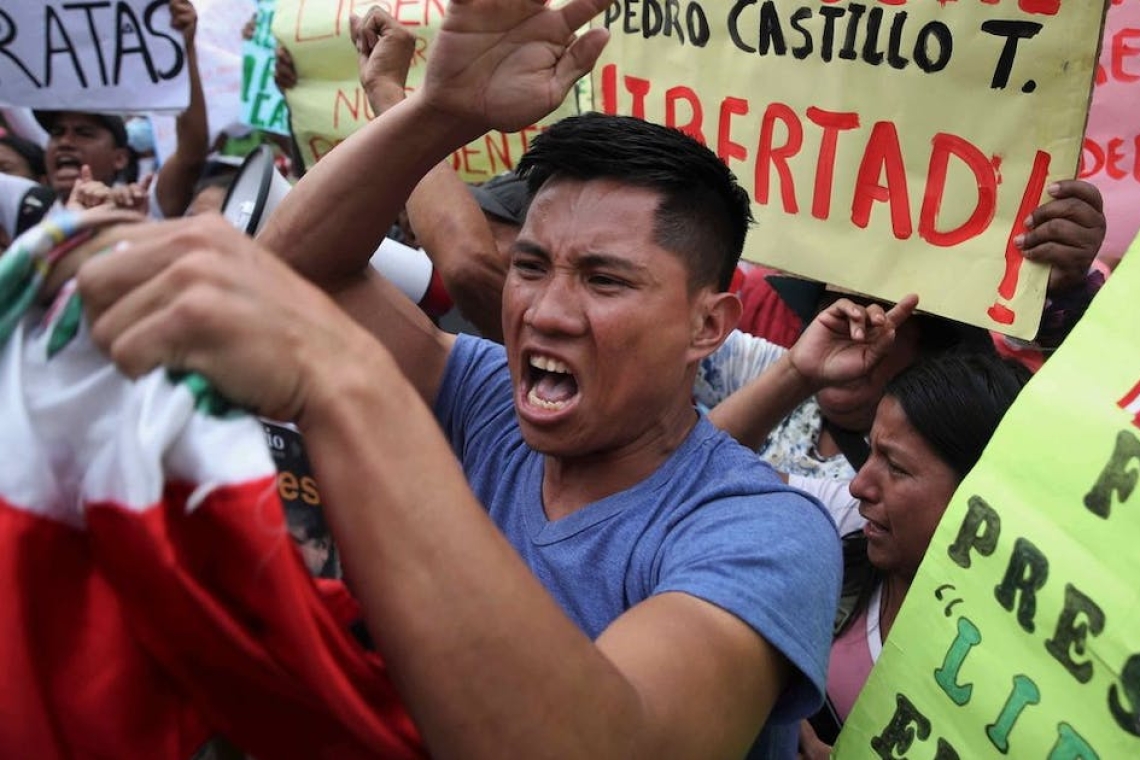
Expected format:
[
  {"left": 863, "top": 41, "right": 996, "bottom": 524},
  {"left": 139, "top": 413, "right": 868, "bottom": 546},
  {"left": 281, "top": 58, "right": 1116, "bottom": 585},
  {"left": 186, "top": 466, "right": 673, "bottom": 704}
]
[{"left": 0, "top": 213, "right": 424, "bottom": 759}]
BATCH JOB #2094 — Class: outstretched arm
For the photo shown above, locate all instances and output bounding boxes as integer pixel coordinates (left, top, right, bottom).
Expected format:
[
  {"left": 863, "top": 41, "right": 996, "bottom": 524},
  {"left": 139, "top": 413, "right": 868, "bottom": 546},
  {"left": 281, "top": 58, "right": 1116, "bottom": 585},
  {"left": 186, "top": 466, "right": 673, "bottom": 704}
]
[{"left": 710, "top": 295, "right": 919, "bottom": 449}]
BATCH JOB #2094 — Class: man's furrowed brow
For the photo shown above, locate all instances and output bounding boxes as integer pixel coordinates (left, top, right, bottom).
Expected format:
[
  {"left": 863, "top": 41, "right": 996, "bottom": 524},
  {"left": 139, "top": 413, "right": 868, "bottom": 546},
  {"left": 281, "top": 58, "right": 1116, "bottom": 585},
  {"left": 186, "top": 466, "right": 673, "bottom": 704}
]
[
  {"left": 511, "top": 241, "right": 650, "bottom": 277},
  {"left": 577, "top": 253, "right": 648, "bottom": 276},
  {"left": 511, "top": 240, "right": 550, "bottom": 259}
]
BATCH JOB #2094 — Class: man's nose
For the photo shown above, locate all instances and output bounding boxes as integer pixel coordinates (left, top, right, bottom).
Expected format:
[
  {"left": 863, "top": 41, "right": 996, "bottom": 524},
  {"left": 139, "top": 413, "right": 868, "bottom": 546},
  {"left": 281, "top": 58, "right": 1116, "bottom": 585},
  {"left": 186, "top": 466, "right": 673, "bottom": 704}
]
[{"left": 523, "top": 274, "right": 586, "bottom": 335}]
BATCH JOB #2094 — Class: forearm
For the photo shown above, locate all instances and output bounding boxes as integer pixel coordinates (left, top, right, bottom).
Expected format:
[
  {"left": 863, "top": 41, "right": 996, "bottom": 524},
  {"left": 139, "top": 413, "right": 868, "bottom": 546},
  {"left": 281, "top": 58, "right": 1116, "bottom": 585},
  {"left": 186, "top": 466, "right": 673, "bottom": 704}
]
[
  {"left": 298, "top": 354, "right": 646, "bottom": 759},
  {"left": 708, "top": 353, "right": 817, "bottom": 450},
  {"left": 257, "top": 97, "right": 478, "bottom": 289},
  {"left": 364, "top": 67, "right": 508, "bottom": 339},
  {"left": 406, "top": 164, "right": 507, "bottom": 340},
  {"left": 156, "top": 40, "right": 209, "bottom": 217}
]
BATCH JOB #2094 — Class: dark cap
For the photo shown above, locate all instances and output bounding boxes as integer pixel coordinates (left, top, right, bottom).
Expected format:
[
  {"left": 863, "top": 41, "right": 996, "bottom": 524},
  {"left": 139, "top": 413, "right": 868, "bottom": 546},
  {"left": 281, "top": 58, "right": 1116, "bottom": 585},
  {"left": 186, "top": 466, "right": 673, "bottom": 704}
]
[
  {"left": 469, "top": 171, "right": 529, "bottom": 226},
  {"left": 765, "top": 274, "right": 826, "bottom": 327},
  {"left": 34, "top": 110, "right": 129, "bottom": 149}
]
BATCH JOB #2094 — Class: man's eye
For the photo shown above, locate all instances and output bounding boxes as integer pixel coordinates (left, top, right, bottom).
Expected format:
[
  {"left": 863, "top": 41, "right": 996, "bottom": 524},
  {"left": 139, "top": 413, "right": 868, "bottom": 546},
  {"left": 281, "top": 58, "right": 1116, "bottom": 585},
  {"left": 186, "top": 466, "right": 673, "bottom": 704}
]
[
  {"left": 512, "top": 258, "right": 545, "bottom": 275},
  {"left": 588, "top": 274, "right": 628, "bottom": 289}
]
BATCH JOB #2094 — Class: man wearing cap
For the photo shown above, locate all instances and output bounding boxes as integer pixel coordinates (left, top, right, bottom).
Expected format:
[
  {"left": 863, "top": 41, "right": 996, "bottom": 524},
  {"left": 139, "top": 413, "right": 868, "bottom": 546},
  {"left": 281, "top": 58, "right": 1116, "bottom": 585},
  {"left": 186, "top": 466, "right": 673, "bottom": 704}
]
[
  {"left": 36, "top": 111, "right": 132, "bottom": 205},
  {"left": 35, "top": 0, "right": 207, "bottom": 219}
]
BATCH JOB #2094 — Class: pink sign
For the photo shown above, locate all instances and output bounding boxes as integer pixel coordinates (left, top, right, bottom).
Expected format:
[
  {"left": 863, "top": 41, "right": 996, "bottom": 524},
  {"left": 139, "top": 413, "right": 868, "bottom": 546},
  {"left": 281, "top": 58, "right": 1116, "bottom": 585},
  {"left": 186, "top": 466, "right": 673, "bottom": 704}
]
[{"left": 1079, "top": 0, "right": 1140, "bottom": 268}]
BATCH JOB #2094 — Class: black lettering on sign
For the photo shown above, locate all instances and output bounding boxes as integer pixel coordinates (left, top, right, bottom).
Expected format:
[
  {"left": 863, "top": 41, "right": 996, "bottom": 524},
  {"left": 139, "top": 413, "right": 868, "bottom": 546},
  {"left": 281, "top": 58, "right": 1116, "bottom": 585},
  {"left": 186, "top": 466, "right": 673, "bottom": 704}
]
[
  {"left": 1110, "top": 655, "right": 1140, "bottom": 737},
  {"left": 143, "top": 0, "right": 184, "bottom": 80},
  {"left": 947, "top": 495, "right": 1002, "bottom": 568},
  {"left": 980, "top": 20, "right": 1043, "bottom": 90},
  {"left": 0, "top": 8, "right": 42, "bottom": 87},
  {"left": 1083, "top": 429, "right": 1140, "bottom": 519},
  {"left": 64, "top": 2, "right": 113, "bottom": 86},
  {"left": 604, "top": 0, "right": 708, "bottom": 47},
  {"left": 870, "top": 693, "right": 930, "bottom": 759},
  {"left": 45, "top": 5, "right": 87, "bottom": 87},
  {"left": 994, "top": 536, "right": 1049, "bottom": 634},
  {"left": 113, "top": 1, "right": 155, "bottom": 84},
  {"left": 1044, "top": 583, "right": 1105, "bottom": 684}
]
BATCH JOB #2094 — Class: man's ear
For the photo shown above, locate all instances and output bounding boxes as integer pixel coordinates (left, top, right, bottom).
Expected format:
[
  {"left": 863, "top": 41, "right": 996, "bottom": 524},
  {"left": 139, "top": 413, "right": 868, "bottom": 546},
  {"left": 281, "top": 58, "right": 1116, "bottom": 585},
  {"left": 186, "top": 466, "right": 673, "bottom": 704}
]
[
  {"left": 688, "top": 290, "right": 742, "bottom": 363},
  {"left": 112, "top": 147, "right": 129, "bottom": 174}
]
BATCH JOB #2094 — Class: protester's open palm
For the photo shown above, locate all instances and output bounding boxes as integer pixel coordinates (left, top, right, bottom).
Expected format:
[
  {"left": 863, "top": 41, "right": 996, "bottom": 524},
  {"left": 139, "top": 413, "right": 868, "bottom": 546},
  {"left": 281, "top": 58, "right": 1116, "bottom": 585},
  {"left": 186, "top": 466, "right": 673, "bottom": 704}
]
[
  {"left": 788, "top": 294, "right": 919, "bottom": 389},
  {"left": 423, "top": 0, "right": 612, "bottom": 132}
]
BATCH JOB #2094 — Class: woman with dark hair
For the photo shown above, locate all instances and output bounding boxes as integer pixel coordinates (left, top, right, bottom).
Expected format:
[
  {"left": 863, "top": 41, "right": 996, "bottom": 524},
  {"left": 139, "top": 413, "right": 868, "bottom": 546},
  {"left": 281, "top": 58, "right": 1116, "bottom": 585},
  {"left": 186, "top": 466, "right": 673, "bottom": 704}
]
[
  {"left": 0, "top": 131, "right": 48, "bottom": 183},
  {"left": 815, "top": 352, "right": 1031, "bottom": 748},
  {"left": 709, "top": 299, "right": 1031, "bottom": 758}
]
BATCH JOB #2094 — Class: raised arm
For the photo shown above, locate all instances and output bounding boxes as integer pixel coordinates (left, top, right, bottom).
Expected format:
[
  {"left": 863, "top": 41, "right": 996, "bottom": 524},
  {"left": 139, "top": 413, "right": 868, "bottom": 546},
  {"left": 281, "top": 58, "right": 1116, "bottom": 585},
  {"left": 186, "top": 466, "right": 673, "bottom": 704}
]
[
  {"left": 710, "top": 295, "right": 919, "bottom": 449},
  {"left": 153, "top": 0, "right": 209, "bottom": 218},
  {"left": 257, "top": 0, "right": 609, "bottom": 290},
  {"left": 354, "top": 8, "right": 509, "bottom": 340}
]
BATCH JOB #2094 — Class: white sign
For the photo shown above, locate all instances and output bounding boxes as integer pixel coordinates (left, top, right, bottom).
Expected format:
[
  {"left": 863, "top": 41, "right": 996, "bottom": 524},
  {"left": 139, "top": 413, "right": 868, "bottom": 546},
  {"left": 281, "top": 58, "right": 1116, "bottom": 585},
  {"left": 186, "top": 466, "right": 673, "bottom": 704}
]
[{"left": 0, "top": 0, "right": 190, "bottom": 112}]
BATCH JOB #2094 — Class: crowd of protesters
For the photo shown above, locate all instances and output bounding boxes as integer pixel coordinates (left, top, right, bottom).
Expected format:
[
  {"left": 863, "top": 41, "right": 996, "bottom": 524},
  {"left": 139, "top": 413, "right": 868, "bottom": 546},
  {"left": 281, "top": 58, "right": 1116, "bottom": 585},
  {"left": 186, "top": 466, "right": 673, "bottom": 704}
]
[{"left": 0, "top": 0, "right": 1124, "bottom": 758}]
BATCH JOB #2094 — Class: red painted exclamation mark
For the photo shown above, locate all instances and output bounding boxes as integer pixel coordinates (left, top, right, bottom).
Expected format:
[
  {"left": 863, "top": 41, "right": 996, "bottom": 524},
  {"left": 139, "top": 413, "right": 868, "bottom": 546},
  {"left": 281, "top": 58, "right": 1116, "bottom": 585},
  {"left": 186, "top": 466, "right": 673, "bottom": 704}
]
[
  {"left": 600, "top": 64, "right": 617, "bottom": 115},
  {"left": 987, "top": 150, "right": 1051, "bottom": 325},
  {"left": 1120, "top": 380, "right": 1140, "bottom": 429}
]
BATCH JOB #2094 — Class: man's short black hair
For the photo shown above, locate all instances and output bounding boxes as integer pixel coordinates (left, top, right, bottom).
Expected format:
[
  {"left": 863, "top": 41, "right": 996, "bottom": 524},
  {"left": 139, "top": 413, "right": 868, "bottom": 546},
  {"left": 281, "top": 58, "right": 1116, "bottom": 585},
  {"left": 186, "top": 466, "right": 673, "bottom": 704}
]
[{"left": 516, "top": 113, "right": 753, "bottom": 292}]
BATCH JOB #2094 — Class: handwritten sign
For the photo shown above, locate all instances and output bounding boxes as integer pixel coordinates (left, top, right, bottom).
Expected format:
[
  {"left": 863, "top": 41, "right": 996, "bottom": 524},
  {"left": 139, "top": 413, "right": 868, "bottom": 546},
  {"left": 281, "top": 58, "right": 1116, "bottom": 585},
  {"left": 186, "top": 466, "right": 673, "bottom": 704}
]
[
  {"left": 0, "top": 0, "right": 190, "bottom": 112},
  {"left": 1080, "top": 0, "right": 1140, "bottom": 270},
  {"left": 592, "top": 1, "right": 1107, "bottom": 339},
  {"left": 242, "top": 0, "right": 289, "bottom": 135},
  {"left": 836, "top": 229, "right": 1140, "bottom": 758},
  {"left": 269, "top": 0, "right": 585, "bottom": 179}
]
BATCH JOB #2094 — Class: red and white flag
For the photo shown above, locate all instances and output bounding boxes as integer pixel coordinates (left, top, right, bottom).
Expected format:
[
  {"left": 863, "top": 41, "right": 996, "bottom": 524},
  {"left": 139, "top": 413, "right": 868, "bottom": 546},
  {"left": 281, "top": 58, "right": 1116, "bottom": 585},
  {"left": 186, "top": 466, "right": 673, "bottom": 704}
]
[{"left": 0, "top": 216, "right": 424, "bottom": 759}]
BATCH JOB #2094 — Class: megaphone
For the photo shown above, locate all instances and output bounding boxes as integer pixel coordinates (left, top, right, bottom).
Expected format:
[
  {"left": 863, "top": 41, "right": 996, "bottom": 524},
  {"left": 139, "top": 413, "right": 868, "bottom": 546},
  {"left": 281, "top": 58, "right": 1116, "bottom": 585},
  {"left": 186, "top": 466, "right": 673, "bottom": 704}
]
[
  {"left": 219, "top": 145, "right": 452, "bottom": 317},
  {"left": 220, "top": 144, "right": 292, "bottom": 236}
]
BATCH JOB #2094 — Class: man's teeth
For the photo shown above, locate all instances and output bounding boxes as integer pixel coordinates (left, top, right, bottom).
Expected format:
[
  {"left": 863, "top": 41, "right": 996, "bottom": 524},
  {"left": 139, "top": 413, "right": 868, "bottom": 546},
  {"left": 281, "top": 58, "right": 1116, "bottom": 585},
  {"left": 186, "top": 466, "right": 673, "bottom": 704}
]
[
  {"left": 527, "top": 387, "right": 569, "bottom": 410},
  {"left": 529, "top": 355, "right": 570, "bottom": 374}
]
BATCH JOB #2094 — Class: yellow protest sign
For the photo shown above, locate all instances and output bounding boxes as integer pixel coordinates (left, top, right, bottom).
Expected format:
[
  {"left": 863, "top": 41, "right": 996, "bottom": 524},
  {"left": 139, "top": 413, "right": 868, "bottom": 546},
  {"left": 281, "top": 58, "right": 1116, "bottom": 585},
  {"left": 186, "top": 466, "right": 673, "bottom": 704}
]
[
  {"left": 836, "top": 232, "right": 1140, "bottom": 758},
  {"left": 592, "top": 1, "right": 1108, "bottom": 338},
  {"left": 270, "top": 0, "right": 585, "bottom": 180}
]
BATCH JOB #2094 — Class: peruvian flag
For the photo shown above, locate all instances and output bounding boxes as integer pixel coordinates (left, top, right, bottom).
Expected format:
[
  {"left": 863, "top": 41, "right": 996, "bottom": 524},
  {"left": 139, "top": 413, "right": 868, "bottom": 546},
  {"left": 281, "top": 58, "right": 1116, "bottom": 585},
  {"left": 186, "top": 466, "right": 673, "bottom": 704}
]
[{"left": 0, "top": 221, "right": 423, "bottom": 759}]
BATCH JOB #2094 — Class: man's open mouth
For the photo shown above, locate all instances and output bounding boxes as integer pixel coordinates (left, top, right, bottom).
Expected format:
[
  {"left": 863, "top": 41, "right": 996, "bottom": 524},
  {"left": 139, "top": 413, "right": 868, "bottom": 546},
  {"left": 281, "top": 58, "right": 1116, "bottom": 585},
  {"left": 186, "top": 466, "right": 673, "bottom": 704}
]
[
  {"left": 53, "top": 156, "right": 83, "bottom": 178},
  {"left": 525, "top": 354, "right": 579, "bottom": 411}
]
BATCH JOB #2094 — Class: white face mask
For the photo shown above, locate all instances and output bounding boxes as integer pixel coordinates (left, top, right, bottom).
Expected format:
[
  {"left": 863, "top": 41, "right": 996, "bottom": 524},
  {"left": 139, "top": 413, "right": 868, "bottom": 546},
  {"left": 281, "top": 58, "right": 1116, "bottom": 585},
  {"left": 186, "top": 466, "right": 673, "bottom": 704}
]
[{"left": 126, "top": 117, "right": 156, "bottom": 154}]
